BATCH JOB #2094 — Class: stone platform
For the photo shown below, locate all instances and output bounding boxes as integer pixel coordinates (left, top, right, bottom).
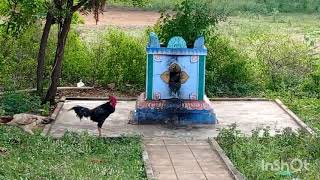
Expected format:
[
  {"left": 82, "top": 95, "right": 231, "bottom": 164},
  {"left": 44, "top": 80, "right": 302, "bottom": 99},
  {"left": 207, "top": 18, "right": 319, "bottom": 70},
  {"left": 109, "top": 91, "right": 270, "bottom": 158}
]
[
  {"left": 45, "top": 99, "right": 308, "bottom": 138},
  {"left": 132, "top": 94, "right": 216, "bottom": 125}
]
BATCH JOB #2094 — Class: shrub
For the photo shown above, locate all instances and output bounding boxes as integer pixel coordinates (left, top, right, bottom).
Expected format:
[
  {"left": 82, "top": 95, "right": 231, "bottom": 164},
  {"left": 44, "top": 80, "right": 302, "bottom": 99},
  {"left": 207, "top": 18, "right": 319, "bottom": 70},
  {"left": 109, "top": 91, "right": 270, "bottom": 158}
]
[
  {"left": 281, "top": 94, "right": 320, "bottom": 130},
  {"left": 302, "top": 63, "right": 320, "bottom": 97},
  {"left": 0, "top": 25, "right": 146, "bottom": 91},
  {"left": 252, "top": 34, "right": 314, "bottom": 91},
  {"left": 62, "top": 31, "right": 93, "bottom": 85},
  {"left": 90, "top": 29, "right": 146, "bottom": 90},
  {"left": 145, "top": 0, "right": 183, "bottom": 10},
  {"left": 154, "top": 0, "right": 225, "bottom": 46},
  {"left": 109, "top": 0, "right": 149, "bottom": 7},
  {"left": 0, "top": 92, "right": 49, "bottom": 116},
  {"left": 71, "top": 12, "right": 85, "bottom": 24},
  {"left": 0, "top": 24, "right": 91, "bottom": 89},
  {"left": 205, "top": 34, "right": 258, "bottom": 96},
  {"left": 0, "top": 25, "right": 42, "bottom": 89}
]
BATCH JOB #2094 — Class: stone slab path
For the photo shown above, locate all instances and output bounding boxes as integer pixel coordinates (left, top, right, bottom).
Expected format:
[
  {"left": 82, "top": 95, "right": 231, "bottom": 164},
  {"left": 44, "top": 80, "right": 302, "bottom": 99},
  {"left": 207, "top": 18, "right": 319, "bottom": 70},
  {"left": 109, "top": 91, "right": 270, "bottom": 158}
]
[
  {"left": 144, "top": 138, "right": 234, "bottom": 180},
  {"left": 46, "top": 100, "right": 301, "bottom": 138}
]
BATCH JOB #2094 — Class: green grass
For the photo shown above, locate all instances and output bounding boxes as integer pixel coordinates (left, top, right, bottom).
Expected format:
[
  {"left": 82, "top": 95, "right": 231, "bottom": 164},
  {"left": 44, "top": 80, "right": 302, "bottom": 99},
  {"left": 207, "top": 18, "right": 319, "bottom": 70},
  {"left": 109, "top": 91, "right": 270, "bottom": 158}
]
[
  {"left": 216, "top": 13, "right": 320, "bottom": 130},
  {"left": 109, "top": 0, "right": 320, "bottom": 13},
  {"left": 216, "top": 93, "right": 320, "bottom": 179},
  {"left": 282, "top": 96, "right": 320, "bottom": 132},
  {"left": 218, "top": 13, "right": 320, "bottom": 50},
  {"left": 108, "top": 0, "right": 182, "bottom": 10},
  {"left": 0, "top": 127, "right": 146, "bottom": 179},
  {"left": 264, "top": 91, "right": 320, "bottom": 132},
  {"left": 217, "top": 126, "right": 320, "bottom": 180}
]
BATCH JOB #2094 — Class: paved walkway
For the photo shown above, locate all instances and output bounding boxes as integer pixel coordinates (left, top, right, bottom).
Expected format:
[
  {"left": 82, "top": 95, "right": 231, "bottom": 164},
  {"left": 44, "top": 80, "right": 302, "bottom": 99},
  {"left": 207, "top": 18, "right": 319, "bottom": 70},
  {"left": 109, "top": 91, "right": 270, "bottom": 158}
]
[
  {"left": 44, "top": 99, "right": 311, "bottom": 180},
  {"left": 46, "top": 100, "right": 301, "bottom": 138},
  {"left": 144, "top": 138, "right": 234, "bottom": 180}
]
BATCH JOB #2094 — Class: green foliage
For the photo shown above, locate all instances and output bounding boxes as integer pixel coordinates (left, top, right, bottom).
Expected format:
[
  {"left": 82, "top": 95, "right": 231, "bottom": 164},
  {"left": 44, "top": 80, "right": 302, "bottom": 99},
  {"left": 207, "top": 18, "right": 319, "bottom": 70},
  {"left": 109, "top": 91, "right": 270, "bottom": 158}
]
[
  {"left": 154, "top": 0, "right": 225, "bottom": 46},
  {"left": 62, "top": 31, "right": 92, "bottom": 84},
  {"left": 252, "top": 34, "right": 315, "bottom": 91},
  {"left": 71, "top": 11, "right": 85, "bottom": 24},
  {"left": 273, "top": 92, "right": 320, "bottom": 131},
  {"left": 0, "top": 25, "right": 146, "bottom": 91},
  {"left": 0, "top": 127, "right": 146, "bottom": 179},
  {"left": 0, "top": 25, "right": 43, "bottom": 89},
  {"left": 288, "top": 97, "right": 320, "bottom": 131},
  {"left": 0, "top": 0, "right": 47, "bottom": 36},
  {"left": 109, "top": 0, "right": 149, "bottom": 7},
  {"left": 217, "top": 126, "right": 320, "bottom": 179},
  {"left": 0, "top": 92, "right": 49, "bottom": 116},
  {"left": 90, "top": 29, "right": 146, "bottom": 90},
  {"left": 206, "top": 35, "right": 258, "bottom": 96},
  {"left": 238, "top": 32, "right": 319, "bottom": 93},
  {"left": 145, "top": 0, "right": 183, "bottom": 10},
  {"left": 62, "top": 28, "right": 147, "bottom": 90},
  {"left": 256, "top": 0, "right": 320, "bottom": 13},
  {"left": 0, "top": 24, "right": 91, "bottom": 89},
  {"left": 135, "top": 0, "right": 320, "bottom": 14},
  {"left": 302, "top": 63, "right": 320, "bottom": 96}
]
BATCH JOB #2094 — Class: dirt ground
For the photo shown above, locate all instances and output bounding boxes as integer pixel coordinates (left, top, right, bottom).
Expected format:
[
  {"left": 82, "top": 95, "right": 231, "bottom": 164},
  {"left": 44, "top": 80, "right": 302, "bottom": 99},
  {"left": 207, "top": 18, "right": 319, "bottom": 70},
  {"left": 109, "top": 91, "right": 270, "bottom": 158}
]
[
  {"left": 56, "top": 87, "right": 140, "bottom": 99},
  {"left": 81, "top": 8, "right": 160, "bottom": 28}
]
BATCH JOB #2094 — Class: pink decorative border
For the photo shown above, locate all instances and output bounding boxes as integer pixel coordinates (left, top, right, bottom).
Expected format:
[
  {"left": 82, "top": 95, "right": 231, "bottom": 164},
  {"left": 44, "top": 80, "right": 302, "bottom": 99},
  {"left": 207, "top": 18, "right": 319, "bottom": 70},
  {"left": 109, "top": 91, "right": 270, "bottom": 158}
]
[{"left": 137, "top": 93, "right": 211, "bottom": 110}]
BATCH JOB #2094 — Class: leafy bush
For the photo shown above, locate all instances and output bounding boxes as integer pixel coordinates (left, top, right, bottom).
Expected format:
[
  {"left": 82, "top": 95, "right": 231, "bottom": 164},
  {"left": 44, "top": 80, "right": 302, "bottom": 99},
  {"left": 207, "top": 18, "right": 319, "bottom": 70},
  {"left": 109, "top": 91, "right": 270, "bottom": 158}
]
[
  {"left": 0, "top": 92, "right": 49, "bottom": 116},
  {"left": 154, "top": 0, "right": 225, "bottom": 46},
  {"left": 145, "top": 0, "right": 183, "bottom": 10},
  {"left": 276, "top": 93, "right": 320, "bottom": 131},
  {"left": 108, "top": 0, "right": 149, "bottom": 7},
  {"left": 0, "top": 24, "right": 91, "bottom": 89},
  {"left": 302, "top": 64, "right": 320, "bottom": 97},
  {"left": 261, "top": 0, "right": 320, "bottom": 13},
  {"left": 0, "top": 0, "right": 47, "bottom": 36},
  {"left": 251, "top": 34, "right": 315, "bottom": 91},
  {"left": 206, "top": 34, "right": 258, "bottom": 96},
  {"left": 71, "top": 12, "right": 85, "bottom": 24},
  {"left": 90, "top": 29, "right": 146, "bottom": 90},
  {"left": 0, "top": 25, "right": 42, "bottom": 89},
  {"left": 62, "top": 31, "right": 92, "bottom": 85},
  {"left": 217, "top": 126, "right": 320, "bottom": 179}
]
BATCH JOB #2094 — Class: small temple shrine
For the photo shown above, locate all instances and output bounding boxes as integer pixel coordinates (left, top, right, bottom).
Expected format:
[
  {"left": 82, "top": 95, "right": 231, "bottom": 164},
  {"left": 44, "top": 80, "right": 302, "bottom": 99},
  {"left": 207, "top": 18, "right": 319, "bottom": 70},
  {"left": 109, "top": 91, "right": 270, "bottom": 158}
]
[{"left": 131, "top": 33, "right": 217, "bottom": 125}]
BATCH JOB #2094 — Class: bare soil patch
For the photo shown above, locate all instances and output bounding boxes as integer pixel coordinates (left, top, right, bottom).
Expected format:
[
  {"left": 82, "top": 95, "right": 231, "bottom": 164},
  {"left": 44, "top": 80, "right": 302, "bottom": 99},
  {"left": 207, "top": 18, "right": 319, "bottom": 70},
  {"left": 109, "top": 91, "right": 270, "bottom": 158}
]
[
  {"left": 56, "top": 87, "right": 140, "bottom": 99},
  {"left": 81, "top": 8, "right": 160, "bottom": 28}
]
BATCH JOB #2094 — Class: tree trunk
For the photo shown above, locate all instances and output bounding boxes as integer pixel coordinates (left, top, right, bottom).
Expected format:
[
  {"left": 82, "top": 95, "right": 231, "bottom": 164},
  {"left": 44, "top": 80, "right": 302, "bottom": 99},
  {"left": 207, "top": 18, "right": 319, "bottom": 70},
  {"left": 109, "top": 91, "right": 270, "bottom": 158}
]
[
  {"left": 43, "top": 14, "right": 73, "bottom": 105},
  {"left": 36, "top": 12, "right": 54, "bottom": 97}
]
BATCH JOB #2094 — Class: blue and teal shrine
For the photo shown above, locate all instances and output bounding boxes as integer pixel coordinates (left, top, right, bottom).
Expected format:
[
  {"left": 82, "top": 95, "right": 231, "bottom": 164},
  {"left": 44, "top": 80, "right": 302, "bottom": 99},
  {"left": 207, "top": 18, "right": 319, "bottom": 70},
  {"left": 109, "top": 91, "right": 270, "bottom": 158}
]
[{"left": 131, "top": 33, "right": 217, "bottom": 125}]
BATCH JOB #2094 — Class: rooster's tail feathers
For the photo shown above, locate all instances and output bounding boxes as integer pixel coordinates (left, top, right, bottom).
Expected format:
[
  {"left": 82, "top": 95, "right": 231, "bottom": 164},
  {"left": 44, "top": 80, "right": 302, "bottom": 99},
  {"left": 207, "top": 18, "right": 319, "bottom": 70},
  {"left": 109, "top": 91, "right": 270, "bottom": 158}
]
[{"left": 69, "top": 106, "right": 91, "bottom": 119}]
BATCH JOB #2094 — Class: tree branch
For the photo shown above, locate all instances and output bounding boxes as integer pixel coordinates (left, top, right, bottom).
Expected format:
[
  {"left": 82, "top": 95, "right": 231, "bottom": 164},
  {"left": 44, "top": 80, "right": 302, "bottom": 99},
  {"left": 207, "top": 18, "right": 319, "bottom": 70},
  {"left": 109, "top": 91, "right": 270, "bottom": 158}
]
[{"left": 72, "top": 0, "right": 87, "bottom": 12}]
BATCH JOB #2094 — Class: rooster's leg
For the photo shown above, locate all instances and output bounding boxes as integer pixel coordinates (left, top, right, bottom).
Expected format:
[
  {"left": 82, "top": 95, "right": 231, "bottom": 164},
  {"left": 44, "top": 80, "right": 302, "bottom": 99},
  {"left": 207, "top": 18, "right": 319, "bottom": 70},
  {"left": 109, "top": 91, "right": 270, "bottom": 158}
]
[
  {"left": 98, "top": 127, "right": 102, "bottom": 137},
  {"left": 97, "top": 120, "right": 105, "bottom": 137}
]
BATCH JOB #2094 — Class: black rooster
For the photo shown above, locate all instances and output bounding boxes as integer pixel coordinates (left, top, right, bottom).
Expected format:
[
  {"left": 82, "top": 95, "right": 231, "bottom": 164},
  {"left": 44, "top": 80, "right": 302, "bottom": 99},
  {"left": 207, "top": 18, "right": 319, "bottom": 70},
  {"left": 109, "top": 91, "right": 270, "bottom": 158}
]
[{"left": 69, "top": 96, "right": 117, "bottom": 136}]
